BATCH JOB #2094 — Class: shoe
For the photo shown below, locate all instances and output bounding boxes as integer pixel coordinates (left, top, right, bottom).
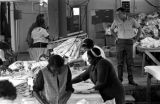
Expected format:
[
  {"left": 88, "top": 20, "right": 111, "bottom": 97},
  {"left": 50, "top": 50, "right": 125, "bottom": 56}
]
[{"left": 128, "top": 81, "right": 138, "bottom": 86}]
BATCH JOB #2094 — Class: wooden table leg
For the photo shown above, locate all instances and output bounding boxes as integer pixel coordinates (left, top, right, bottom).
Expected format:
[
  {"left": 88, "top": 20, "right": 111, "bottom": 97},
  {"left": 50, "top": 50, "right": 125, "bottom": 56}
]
[
  {"left": 147, "top": 73, "right": 152, "bottom": 104},
  {"left": 145, "top": 51, "right": 160, "bottom": 65},
  {"left": 142, "top": 53, "right": 146, "bottom": 75}
]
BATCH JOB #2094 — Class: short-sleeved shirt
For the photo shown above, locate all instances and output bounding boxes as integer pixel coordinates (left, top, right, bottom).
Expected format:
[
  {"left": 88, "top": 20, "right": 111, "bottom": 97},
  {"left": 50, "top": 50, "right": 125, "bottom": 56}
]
[
  {"left": 82, "top": 45, "right": 106, "bottom": 65},
  {"left": 111, "top": 16, "right": 140, "bottom": 39},
  {"left": 31, "top": 27, "right": 49, "bottom": 44}
]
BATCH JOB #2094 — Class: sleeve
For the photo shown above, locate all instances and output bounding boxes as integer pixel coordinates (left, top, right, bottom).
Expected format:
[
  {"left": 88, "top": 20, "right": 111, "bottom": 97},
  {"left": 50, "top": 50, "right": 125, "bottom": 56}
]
[
  {"left": 72, "top": 67, "right": 90, "bottom": 84},
  {"left": 42, "top": 28, "right": 49, "bottom": 37},
  {"left": 66, "top": 65, "right": 74, "bottom": 92},
  {"left": 132, "top": 18, "right": 140, "bottom": 28},
  {"left": 81, "top": 51, "right": 88, "bottom": 62},
  {"left": 94, "top": 60, "right": 110, "bottom": 90},
  {"left": 110, "top": 20, "right": 117, "bottom": 30},
  {"left": 33, "top": 70, "right": 44, "bottom": 92}
]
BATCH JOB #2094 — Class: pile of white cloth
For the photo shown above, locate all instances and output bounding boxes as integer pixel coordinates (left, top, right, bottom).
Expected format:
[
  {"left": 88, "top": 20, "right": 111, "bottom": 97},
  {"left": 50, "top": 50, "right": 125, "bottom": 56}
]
[
  {"left": 140, "top": 37, "right": 160, "bottom": 48},
  {"left": 8, "top": 61, "right": 48, "bottom": 73},
  {"left": 51, "top": 37, "right": 82, "bottom": 62}
]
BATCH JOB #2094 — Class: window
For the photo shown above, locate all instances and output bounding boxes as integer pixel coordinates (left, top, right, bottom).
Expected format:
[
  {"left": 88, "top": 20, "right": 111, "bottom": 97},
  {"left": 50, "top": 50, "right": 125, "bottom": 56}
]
[
  {"left": 67, "top": 7, "right": 81, "bottom": 32},
  {"left": 73, "top": 8, "right": 80, "bottom": 16},
  {"left": 122, "top": 0, "right": 130, "bottom": 12}
]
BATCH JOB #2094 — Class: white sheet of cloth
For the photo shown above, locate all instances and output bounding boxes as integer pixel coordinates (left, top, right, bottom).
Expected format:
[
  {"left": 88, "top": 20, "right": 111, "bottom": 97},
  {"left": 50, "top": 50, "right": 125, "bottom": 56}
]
[
  {"left": 52, "top": 38, "right": 82, "bottom": 62},
  {"left": 0, "top": 49, "right": 6, "bottom": 61},
  {"left": 144, "top": 66, "right": 160, "bottom": 80}
]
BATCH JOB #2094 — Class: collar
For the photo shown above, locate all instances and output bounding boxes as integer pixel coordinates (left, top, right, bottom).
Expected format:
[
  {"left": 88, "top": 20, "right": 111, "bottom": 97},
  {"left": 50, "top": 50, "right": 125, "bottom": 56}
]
[{"left": 91, "top": 57, "right": 102, "bottom": 65}]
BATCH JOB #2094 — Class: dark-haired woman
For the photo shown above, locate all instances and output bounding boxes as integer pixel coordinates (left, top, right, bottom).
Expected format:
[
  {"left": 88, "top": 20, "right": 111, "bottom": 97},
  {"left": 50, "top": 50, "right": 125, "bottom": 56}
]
[
  {"left": 28, "top": 14, "right": 50, "bottom": 61},
  {"left": 31, "top": 14, "right": 49, "bottom": 48},
  {"left": 33, "top": 55, "right": 74, "bottom": 104},
  {"left": 27, "top": 14, "right": 48, "bottom": 48},
  {"left": 72, "top": 48, "right": 125, "bottom": 104}
]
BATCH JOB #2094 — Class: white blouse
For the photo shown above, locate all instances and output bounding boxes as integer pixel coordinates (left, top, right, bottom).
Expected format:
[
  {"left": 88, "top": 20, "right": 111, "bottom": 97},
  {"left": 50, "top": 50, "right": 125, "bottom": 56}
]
[{"left": 31, "top": 27, "right": 49, "bottom": 44}]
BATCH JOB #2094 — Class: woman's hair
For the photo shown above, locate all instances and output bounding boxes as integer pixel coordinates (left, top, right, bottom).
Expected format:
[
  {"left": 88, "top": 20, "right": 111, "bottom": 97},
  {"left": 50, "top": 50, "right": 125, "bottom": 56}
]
[
  {"left": 48, "top": 54, "right": 64, "bottom": 68},
  {"left": 35, "top": 14, "right": 46, "bottom": 28},
  {"left": 0, "top": 58, "right": 3, "bottom": 65},
  {"left": 0, "top": 80, "right": 17, "bottom": 100},
  {"left": 87, "top": 47, "right": 101, "bottom": 59},
  {"left": 116, "top": 7, "right": 125, "bottom": 12},
  {"left": 81, "top": 38, "right": 94, "bottom": 49}
]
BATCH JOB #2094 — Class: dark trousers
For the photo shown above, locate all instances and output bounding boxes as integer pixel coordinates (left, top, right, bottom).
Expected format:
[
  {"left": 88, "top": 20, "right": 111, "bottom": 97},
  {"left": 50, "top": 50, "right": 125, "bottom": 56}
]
[{"left": 116, "top": 39, "right": 134, "bottom": 82}]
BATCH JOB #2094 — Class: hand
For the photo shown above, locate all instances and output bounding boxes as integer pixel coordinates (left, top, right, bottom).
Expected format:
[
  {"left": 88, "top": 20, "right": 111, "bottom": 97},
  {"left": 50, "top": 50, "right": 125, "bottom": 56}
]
[
  {"left": 87, "top": 87, "right": 95, "bottom": 92},
  {"left": 68, "top": 62, "right": 74, "bottom": 67},
  {"left": 132, "top": 36, "right": 138, "bottom": 43}
]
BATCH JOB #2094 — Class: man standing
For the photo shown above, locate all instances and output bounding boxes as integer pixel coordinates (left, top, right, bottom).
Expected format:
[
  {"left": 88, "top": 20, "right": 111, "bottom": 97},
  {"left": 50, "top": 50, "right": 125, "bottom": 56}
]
[{"left": 110, "top": 7, "right": 141, "bottom": 86}]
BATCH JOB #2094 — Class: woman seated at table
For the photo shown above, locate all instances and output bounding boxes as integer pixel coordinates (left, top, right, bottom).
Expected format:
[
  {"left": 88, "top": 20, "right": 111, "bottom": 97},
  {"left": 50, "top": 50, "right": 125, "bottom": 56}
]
[{"left": 33, "top": 54, "right": 74, "bottom": 104}]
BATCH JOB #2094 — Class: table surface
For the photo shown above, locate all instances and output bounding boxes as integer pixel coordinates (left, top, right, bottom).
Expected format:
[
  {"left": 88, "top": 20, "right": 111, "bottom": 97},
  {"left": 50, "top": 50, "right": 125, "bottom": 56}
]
[
  {"left": 137, "top": 45, "right": 160, "bottom": 52},
  {"left": 144, "top": 66, "right": 160, "bottom": 80}
]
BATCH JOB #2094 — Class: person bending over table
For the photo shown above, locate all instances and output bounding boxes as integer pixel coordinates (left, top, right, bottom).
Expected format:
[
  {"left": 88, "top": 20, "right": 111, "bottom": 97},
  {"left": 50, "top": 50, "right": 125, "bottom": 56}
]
[{"left": 72, "top": 48, "right": 125, "bottom": 104}]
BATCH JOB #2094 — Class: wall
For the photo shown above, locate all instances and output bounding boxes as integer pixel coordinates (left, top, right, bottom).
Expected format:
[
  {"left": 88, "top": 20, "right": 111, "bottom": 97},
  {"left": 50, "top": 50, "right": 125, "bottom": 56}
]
[
  {"left": 130, "top": 0, "right": 157, "bottom": 13},
  {"left": 87, "top": 0, "right": 120, "bottom": 46},
  {"left": 87, "top": 0, "right": 158, "bottom": 47},
  {"left": 16, "top": 0, "right": 158, "bottom": 52}
]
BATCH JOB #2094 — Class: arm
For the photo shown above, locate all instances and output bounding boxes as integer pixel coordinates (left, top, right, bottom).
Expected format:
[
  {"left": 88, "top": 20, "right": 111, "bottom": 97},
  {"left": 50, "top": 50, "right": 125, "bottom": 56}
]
[
  {"left": 68, "top": 57, "right": 83, "bottom": 66},
  {"left": 133, "top": 19, "right": 142, "bottom": 41},
  {"left": 136, "top": 27, "right": 142, "bottom": 41},
  {"left": 93, "top": 60, "right": 110, "bottom": 90},
  {"left": 110, "top": 21, "right": 118, "bottom": 38},
  {"left": 26, "top": 23, "right": 35, "bottom": 47},
  {"left": 42, "top": 28, "right": 51, "bottom": 41},
  {"left": 33, "top": 70, "right": 44, "bottom": 92},
  {"left": 68, "top": 51, "right": 86, "bottom": 66},
  {"left": 33, "top": 91, "right": 49, "bottom": 104},
  {"left": 72, "top": 67, "right": 90, "bottom": 84},
  {"left": 66, "top": 65, "right": 74, "bottom": 92},
  {"left": 27, "top": 23, "right": 35, "bottom": 40},
  {"left": 33, "top": 70, "right": 49, "bottom": 104}
]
